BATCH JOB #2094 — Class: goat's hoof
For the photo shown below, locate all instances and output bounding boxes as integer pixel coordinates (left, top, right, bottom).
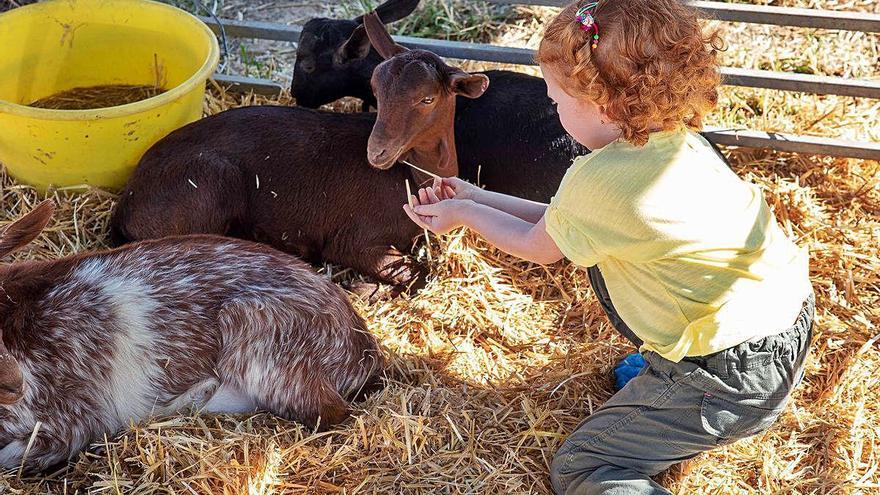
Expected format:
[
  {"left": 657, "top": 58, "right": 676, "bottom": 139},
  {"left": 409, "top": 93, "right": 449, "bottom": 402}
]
[{"left": 346, "top": 281, "right": 401, "bottom": 303}]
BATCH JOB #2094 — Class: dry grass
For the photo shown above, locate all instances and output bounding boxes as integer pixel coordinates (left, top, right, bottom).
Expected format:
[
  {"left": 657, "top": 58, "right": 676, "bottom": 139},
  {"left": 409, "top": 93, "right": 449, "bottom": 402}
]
[
  {"left": 2, "top": 0, "right": 880, "bottom": 493},
  {"left": 27, "top": 84, "right": 167, "bottom": 110},
  {"left": 460, "top": 0, "right": 880, "bottom": 143},
  {"left": 707, "top": 0, "right": 880, "bottom": 144}
]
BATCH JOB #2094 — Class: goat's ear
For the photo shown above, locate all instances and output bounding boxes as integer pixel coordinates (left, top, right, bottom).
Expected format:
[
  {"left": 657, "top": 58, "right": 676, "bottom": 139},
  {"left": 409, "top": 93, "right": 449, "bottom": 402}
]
[
  {"left": 335, "top": 25, "right": 371, "bottom": 64},
  {"left": 448, "top": 71, "right": 489, "bottom": 99},
  {"left": 375, "top": 0, "right": 420, "bottom": 23},
  {"left": 354, "top": 0, "right": 420, "bottom": 24},
  {"left": 363, "top": 11, "right": 407, "bottom": 60},
  {"left": 0, "top": 200, "right": 54, "bottom": 259}
]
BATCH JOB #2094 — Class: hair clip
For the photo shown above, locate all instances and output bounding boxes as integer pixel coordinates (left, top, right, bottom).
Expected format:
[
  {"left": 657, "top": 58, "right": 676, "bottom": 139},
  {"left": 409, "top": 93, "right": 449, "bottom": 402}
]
[{"left": 576, "top": 2, "right": 600, "bottom": 49}]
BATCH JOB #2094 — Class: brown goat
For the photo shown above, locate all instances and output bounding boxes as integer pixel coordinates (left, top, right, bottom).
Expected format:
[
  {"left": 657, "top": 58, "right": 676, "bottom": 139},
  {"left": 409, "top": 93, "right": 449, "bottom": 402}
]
[
  {"left": 291, "top": 2, "right": 591, "bottom": 203},
  {"left": 110, "top": 12, "right": 487, "bottom": 296},
  {"left": 363, "top": 19, "right": 488, "bottom": 171},
  {"left": 0, "top": 201, "right": 383, "bottom": 471}
]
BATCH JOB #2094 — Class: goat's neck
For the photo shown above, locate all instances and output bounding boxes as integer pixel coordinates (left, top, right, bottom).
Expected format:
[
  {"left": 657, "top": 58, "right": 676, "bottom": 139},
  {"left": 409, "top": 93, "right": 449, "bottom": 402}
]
[
  {"left": 0, "top": 268, "right": 22, "bottom": 321},
  {"left": 401, "top": 109, "right": 459, "bottom": 178}
]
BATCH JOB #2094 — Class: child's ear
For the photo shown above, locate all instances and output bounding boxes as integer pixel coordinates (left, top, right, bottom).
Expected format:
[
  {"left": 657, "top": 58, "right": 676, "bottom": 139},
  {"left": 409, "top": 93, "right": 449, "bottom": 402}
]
[{"left": 597, "top": 105, "right": 613, "bottom": 125}]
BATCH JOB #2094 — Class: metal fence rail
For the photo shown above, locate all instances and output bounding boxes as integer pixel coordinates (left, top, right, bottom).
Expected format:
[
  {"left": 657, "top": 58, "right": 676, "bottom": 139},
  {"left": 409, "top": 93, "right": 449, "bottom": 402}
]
[
  {"left": 489, "top": 0, "right": 880, "bottom": 32},
  {"left": 703, "top": 128, "right": 880, "bottom": 161},
  {"left": 200, "top": 17, "right": 880, "bottom": 99},
  {"left": 199, "top": 1, "right": 880, "bottom": 160}
]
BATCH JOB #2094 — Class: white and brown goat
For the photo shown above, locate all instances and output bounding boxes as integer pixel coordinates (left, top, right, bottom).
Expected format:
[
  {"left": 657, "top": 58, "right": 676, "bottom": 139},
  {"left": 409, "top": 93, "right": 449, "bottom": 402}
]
[{"left": 0, "top": 201, "right": 383, "bottom": 472}]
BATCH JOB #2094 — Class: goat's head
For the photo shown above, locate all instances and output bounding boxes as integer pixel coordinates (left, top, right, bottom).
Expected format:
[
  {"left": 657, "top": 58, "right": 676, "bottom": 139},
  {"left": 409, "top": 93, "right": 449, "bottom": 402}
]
[
  {"left": 291, "top": 0, "right": 420, "bottom": 108},
  {"left": 363, "top": 12, "right": 489, "bottom": 177},
  {"left": 0, "top": 200, "right": 54, "bottom": 405}
]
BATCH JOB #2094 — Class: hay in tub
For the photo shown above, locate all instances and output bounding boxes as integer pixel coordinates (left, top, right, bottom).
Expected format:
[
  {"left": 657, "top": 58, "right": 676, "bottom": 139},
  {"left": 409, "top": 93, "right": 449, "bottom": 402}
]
[{"left": 27, "top": 84, "right": 167, "bottom": 110}]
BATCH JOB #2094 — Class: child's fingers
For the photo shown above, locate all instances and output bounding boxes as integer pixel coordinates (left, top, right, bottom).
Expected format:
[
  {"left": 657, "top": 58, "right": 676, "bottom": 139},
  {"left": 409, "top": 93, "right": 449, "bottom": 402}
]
[
  {"left": 444, "top": 186, "right": 456, "bottom": 199},
  {"left": 408, "top": 194, "right": 421, "bottom": 207},
  {"left": 412, "top": 202, "right": 440, "bottom": 216},
  {"left": 418, "top": 187, "right": 430, "bottom": 205},
  {"left": 426, "top": 186, "right": 441, "bottom": 204},
  {"left": 431, "top": 178, "right": 444, "bottom": 200},
  {"left": 402, "top": 205, "right": 431, "bottom": 230},
  {"left": 402, "top": 203, "right": 415, "bottom": 219}
]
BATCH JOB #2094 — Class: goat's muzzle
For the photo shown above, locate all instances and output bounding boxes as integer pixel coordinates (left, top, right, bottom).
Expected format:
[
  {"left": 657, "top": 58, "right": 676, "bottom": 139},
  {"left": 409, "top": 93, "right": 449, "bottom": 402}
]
[
  {"left": 0, "top": 354, "right": 24, "bottom": 405},
  {"left": 366, "top": 136, "right": 402, "bottom": 170}
]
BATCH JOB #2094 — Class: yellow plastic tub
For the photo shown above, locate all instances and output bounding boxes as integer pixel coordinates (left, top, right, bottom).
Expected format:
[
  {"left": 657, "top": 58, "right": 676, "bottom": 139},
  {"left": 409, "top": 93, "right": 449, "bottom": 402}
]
[{"left": 0, "top": 0, "right": 219, "bottom": 192}]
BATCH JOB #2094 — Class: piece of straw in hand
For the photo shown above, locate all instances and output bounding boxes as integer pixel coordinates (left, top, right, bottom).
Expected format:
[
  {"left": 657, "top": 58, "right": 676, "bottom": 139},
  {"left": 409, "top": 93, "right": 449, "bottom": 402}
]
[{"left": 405, "top": 179, "right": 432, "bottom": 261}]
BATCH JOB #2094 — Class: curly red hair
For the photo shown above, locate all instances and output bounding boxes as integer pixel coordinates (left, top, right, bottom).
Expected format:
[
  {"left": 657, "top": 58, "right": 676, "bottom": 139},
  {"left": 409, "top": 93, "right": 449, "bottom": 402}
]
[{"left": 536, "top": 0, "right": 724, "bottom": 146}]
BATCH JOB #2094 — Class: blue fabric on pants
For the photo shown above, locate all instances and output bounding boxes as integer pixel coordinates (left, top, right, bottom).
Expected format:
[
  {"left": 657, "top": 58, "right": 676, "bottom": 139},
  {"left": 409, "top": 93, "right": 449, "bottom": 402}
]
[{"left": 614, "top": 353, "right": 646, "bottom": 391}]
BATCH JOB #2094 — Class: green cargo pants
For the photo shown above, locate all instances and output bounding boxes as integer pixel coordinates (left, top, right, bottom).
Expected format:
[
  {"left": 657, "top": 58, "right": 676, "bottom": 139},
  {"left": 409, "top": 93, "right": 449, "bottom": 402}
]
[{"left": 551, "top": 267, "right": 814, "bottom": 495}]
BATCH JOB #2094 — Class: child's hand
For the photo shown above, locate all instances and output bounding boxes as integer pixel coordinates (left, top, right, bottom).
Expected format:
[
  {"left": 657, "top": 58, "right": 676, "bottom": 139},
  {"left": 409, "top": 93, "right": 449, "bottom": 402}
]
[
  {"left": 430, "top": 177, "right": 480, "bottom": 202},
  {"left": 403, "top": 186, "right": 473, "bottom": 235}
]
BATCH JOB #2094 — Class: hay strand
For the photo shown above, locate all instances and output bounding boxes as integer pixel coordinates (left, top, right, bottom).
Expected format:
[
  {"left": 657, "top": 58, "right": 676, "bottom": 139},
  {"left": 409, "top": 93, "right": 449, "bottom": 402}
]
[
  {"left": 406, "top": 177, "right": 433, "bottom": 262},
  {"left": 17, "top": 421, "right": 42, "bottom": 479},
  {"left": 401, "top": 160, "right": 441, "bottom": 180}
]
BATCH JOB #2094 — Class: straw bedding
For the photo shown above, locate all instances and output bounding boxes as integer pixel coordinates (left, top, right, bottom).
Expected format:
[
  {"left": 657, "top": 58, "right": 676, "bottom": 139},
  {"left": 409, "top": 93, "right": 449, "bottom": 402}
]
[
  {"left": 27, "top": 85, "right": 167, "bottom": 110},
  {"left": 1, "top": 1, "right": 879, "bottom": 493},
  {"left": 1, "top": 82, "right": 877, "bottom": 494}
]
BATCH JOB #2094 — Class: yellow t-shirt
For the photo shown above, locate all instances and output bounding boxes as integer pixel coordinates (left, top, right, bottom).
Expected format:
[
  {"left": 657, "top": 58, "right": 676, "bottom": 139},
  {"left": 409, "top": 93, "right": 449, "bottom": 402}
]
[{"left": 545, "top": 128, "right": 812, "bottom": 362}]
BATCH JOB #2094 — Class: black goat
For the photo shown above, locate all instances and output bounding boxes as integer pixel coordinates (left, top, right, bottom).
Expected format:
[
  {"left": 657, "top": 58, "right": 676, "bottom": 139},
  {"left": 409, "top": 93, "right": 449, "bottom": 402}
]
[
  {"left": 292, "top": 0, "right": 419, "bottom": 110},
  {"left": 291, "top": 2, "right": 588, "bottom": 202}
]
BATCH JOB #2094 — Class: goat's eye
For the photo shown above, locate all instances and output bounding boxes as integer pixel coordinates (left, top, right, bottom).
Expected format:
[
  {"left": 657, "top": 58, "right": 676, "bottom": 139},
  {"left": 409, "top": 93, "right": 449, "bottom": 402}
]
[{"left": 421, "top": 97, "right": 435, "bottom": 105}]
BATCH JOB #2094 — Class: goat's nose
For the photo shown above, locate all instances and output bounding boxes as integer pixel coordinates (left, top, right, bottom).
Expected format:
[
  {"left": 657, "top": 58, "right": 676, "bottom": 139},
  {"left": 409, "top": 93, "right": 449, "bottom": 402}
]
[
  {"left": 367, "top": 146, "right": 399, "bottom": 169},
  {"left": 0, "top": 381, "right": 22, "bottom": 395},
  {"left": 0, "top": 373, "right": 23, "bottom": 404},
  {"left": 0, "top": 354, "right": 23, "bottom": 395},
  {"left": 299, "top": 59, "right": 316, "bottom": 73},
  {"left": 371, "top": 148, "right": 389, "bottom": 161}
]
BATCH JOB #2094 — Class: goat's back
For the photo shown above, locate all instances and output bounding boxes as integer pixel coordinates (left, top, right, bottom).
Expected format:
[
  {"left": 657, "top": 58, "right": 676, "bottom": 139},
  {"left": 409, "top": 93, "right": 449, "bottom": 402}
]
[
  {"left": 112, "top": 106, "right": 421, "bottom": 259},
  {"left": 455, "top": 71, "right": 588, "bottom": 202}
]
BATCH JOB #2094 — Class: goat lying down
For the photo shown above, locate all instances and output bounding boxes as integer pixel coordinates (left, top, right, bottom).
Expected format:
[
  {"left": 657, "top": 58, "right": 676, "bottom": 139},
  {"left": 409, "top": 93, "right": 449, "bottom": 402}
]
[
  {"left": 110, "top": 12, "right": 489, "bottom": 294},
  {"left": 291, "top": 0, "right": 731, "bottom": 198},
  {"left": 0, "top": 201, "right": 383, "bottom": 472},
  {"left": 292, "top": 0, "right": 589, "bottom": 203}
]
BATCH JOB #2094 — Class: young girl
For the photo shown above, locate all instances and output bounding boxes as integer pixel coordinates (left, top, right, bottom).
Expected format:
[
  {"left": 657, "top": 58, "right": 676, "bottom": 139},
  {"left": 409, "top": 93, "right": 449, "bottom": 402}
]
[{"left": 402, "top": 0, "right": 814, "bottom": 493}]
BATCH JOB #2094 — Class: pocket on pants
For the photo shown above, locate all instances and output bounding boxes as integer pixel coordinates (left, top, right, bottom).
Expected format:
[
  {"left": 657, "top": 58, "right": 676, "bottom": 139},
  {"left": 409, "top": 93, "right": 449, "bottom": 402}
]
[{"left": 700, "top": 392, "right": 785, "bottom": 445}]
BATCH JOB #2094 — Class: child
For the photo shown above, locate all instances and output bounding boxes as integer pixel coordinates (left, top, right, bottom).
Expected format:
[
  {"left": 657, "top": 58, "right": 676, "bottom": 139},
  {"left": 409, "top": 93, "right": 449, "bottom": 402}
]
[{"left": 402, "top": 0, "right": 814, "bottom": 493}]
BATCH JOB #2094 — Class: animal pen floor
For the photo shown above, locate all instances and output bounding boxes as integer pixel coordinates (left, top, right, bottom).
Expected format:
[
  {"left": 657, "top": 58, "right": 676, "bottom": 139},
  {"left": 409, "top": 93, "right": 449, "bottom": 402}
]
[{"left": 2, "top": 0, "right": 880, "bottom": 494}]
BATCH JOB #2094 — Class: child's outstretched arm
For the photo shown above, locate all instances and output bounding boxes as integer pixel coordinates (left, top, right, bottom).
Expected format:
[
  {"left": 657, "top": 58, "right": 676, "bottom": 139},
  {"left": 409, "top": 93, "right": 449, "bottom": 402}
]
[
  {"left": 403, "top": 187, "right": 564, "bottom": 265},
  {"left": 432, "top": 177, "right": 548, "bottom": 224}
]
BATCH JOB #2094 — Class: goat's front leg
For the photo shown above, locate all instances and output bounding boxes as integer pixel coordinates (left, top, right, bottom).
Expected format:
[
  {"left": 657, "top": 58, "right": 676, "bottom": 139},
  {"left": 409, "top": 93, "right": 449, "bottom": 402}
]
[
  {"left": 0, "top": 439, "right": 26, "bottom": 468},
  {"left": 375, "top": 250, "right": 427, "bottom": 289},
  {"left": 0, "top": 431, "right": 71, "bottom": 472},
  {"left": 346, "top": 246, "right": 427, "bottom": 301},
  {"left": 161, "top": 378, "right": 220, "bottom": 415}
]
